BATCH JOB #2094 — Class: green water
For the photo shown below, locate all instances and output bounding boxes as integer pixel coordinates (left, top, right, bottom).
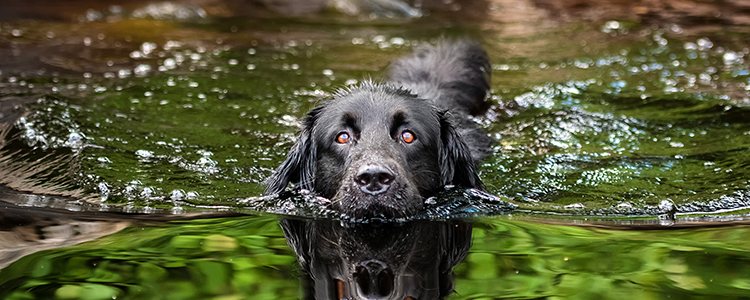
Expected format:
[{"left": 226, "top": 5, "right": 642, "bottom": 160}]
[
  {"left": 3, "top": 215, "right": 750, "bottom": 299},
  {"left": 1, "top": 1, "right": 750, "bottom": 299}
]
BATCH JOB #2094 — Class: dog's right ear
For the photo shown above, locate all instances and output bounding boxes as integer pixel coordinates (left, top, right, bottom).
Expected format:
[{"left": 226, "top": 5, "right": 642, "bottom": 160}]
[{"left": 264, "top": 106, "right": 323, "bottom": 195}]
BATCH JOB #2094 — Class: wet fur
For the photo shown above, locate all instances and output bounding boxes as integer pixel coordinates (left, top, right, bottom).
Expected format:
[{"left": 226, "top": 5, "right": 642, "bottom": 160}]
[{"left": 265, "top": 40, "right": 491, "bottom": 218}]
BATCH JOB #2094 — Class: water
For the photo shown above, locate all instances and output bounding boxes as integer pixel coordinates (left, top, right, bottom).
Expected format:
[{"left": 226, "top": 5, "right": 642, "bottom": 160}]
[
  {"left": 3, "top": 207, "right": 750, "bottom": 299},
  {"left": 1, "top": 0, "right": 750, "bottom": 298}
]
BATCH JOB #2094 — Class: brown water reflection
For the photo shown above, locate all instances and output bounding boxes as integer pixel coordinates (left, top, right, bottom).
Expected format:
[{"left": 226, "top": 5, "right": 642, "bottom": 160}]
[
  {"left": 3, "top": 0, "right": 749, "bottom": 23},
  {"left": 0, "top": 200, "right": 129, "bottom": 269},
  {"left": 2, "top": 0, "right": 748, "bottom": 80}
]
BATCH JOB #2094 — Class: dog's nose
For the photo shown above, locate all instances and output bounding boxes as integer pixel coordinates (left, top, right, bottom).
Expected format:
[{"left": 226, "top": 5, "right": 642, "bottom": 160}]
[
  {"left": 355, "top": 165, "right": 395, "bottom": 195},
  {"left": 353, "top": 260, "right": 394, "bottom": 298}
]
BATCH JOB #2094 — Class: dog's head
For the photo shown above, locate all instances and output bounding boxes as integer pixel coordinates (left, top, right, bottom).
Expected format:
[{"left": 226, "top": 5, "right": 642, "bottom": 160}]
[{"left": 266, "top": 82, "right": 482, "bottom": 218}]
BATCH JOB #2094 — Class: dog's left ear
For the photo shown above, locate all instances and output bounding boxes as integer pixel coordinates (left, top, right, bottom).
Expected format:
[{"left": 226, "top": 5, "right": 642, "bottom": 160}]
[
  {"left": 438, "top": 112, "right": 484, "bottom": 189},
  {"left": 264, "top": 106, "right": 323, "bottom": 195}
]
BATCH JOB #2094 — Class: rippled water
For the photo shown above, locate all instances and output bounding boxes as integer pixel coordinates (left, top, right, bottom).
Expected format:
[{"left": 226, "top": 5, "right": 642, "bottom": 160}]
[
  {"left": 4, "top": 210, "right": 750, "bottom": 299},
  {"left": 1, "top": 0, "right": 750, "bottom": 298},
  {"left": 2, "top": 2, "right": 749, "bottom": 218}
]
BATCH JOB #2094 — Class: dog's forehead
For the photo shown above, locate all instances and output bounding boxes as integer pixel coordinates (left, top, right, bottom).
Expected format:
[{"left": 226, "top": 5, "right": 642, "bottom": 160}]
[{"left": 320, "top": 90, "right": 438, "bottom": 127}]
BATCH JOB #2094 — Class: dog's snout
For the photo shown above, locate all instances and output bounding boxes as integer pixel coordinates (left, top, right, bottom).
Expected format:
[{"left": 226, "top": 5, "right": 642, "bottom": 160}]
[
  {"left": 355, "top": 165, "right": 395, "bottom": 195},
  {"left": 353, "top": 259, "right": 394, "bottom": 298}
]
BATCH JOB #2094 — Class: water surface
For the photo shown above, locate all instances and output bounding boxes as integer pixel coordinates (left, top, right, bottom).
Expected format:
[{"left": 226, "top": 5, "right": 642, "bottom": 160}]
[{"left": 1, "top": 0, "right": 750, "bottom": 298}]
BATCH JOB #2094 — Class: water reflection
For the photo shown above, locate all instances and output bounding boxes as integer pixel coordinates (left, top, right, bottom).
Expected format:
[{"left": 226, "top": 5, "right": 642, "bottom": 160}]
[
  {"left": 281, "top": 218, "right": 472, "bottom": 299},
  {"left": 0, "top": 201, "right": 129, "bottom": 269}
]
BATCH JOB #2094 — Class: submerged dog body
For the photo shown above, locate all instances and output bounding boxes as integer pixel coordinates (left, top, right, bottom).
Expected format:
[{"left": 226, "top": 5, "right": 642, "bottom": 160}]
[{"left": 265, "top": 40, "right": 491, "bottom": 218}]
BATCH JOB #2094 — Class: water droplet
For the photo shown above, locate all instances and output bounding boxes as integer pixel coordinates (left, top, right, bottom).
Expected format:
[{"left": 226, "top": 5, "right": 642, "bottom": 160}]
[
  {"left": 134, "top": 64, "right": 152, "bottom": 77},
  {"left": 723, "top": 51, "right": 742, "bottom": 65},
  {"left": 617, "top": 202, "right": 633, "bottom": 209},
  {"left": 390, "top": 37, "right": 405, "bottom": 45},
  {"left": 601, "top": 20, "right": 621, "bottom": 33},
  {"left": 117, "top": 69, "right": 132, "bottom": 78},
  {"left": 658, "top": 199, "right": 676, "bottom": 214},
  {"left": 164, "top": 40, "right": 182, "bottom": 50},
  {"left": 65, "top": 132, "right": 85, "bottom": 149},
  {"left": 610, "top": 80, "right": 627, "bottom": 89},
  {"left": 85, "top": 9, "right": 103, "bottom": 21},
  {"left": 696, "top": 38, "right": 713, "bottom": 50},
  {"left": 170, "top": 189, "right": 185, "bottom": 200},
  {"left": 140, "top": 187, "right": 154, "bottom": 198},
  {"left": 162, "top": 58, "right": 177, "bottom": 70},
  {"left": 135, "top": 149, "right": 154, "bottom": 159},
  {"left": 564, "top": 203, "right": 585, "bottom": 210},
  {"left": 669, "top": 141, "right": 684, "bottom": 148},
  {"left": 98, "top": 182, "right": 110, "bottom": 200},
  {"left": 131, "top": 2, "right": 207, "bottom": 20}
]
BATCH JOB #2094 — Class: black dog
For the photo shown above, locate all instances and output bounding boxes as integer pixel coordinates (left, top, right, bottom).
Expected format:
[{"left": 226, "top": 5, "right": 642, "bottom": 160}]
[{"left": 265, "top": 40, "right": 491, "bottom": 218}]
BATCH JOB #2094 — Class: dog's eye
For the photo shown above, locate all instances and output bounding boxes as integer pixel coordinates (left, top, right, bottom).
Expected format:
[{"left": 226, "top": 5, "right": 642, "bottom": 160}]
[
  {"left": 336, "top": 131, "right": 351, "bottom": 144},
  {"left": 401, "top": 130, "right": 416, "bottom": 144}
]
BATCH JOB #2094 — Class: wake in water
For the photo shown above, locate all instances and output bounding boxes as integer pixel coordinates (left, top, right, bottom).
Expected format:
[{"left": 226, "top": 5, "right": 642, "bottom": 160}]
[{"left": 241, "top": 188, "right": 517, "bottom": 223}]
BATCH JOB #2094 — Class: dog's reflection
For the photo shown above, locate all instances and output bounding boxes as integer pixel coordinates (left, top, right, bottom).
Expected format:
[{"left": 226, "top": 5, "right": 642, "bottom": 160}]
[{"left": 281, "top": 219, "right": 472, "bottom": 299}]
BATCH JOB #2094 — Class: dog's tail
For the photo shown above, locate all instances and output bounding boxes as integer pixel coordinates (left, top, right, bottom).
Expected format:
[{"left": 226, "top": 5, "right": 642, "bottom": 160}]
[{"left": 387, "top": 39, "right": 491, "bottom": 115}]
